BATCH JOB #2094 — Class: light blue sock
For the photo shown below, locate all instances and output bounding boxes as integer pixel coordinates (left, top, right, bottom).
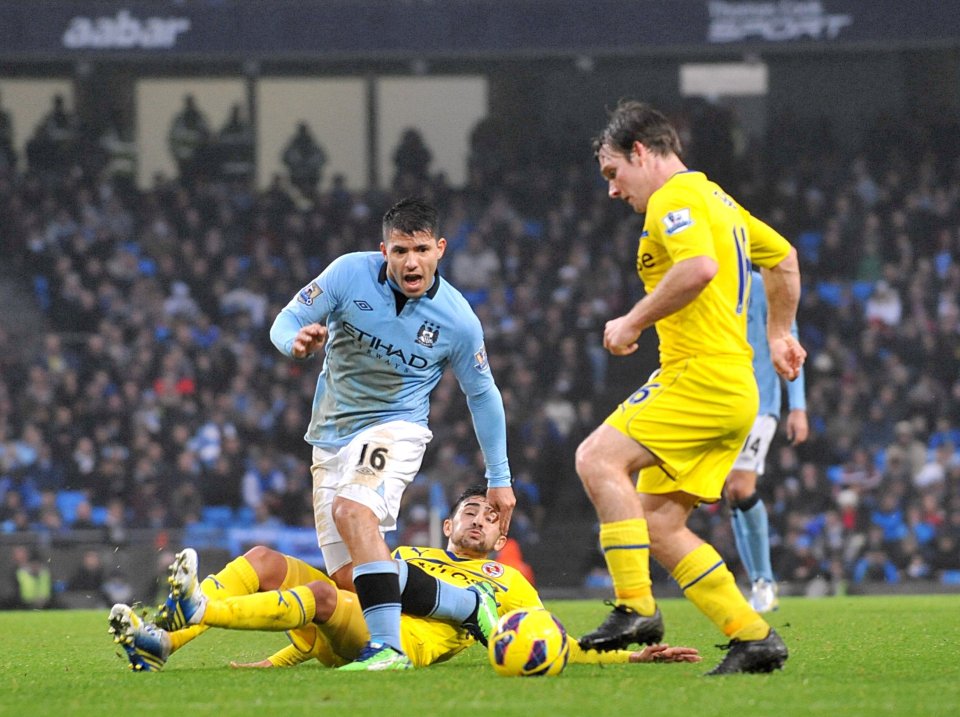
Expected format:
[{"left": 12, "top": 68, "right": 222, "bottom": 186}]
[
  {"left": 430, "top": 581, "right": 478, "bottom": 623},
  {"left": 396, "top": 558, "right": 408, "bottom": 591},
  {"left": 353, "top": 560, "right": 402, "bottom": 651},
  {"left": 731, "top": 508, "right": 756, "bottom": 579},
  {"left": 397, "top": 559, "right": 476, "bottom": 622},
  {"left": 739, "top": 499, "right": 774, "bottom": 582}
]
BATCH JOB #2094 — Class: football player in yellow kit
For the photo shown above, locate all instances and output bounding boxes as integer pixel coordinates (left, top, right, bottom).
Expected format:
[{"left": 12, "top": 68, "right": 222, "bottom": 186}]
[
  {"left": 575, "top": 101, "right": 805, "bottom": 675},
  {"left": 109, "top": 486, "right": 699, "bottom": 671}
]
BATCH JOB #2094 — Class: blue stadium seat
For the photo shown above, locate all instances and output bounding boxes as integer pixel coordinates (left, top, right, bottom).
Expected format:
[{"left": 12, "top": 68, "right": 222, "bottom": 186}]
[
  {"left": 234, "top": 506, "right": 256, "bottom": 527},
  {"left": 201, "top": 505, "right": 234, "bottom": 528},
  {"left": 797, "top": 231, "right": 822, "bottom": 263},
  {"left": 851, "top": 280, "right": 875, "bottom": 304},
  {"left": 273, "top": 527, "right": 325, "bottom": 565},
  {"left": 56, "top": 490, "right": 87, "bottom": 526},
  {"left": 873, "top": 448, "right": 886, "bottom": 472},
  {"left": 816, "top": 282, "right": 843, "bottom": 307},
  {"left": 826, "top": 465, "right": 844, "bottom": 484},
  {"left": 184, "top": 522, "right": 228, "bottom": 550},
  {"left": 90, "top": 505, "right": 109, "bottom": 526},
  {"left": 32, "top": 275, "right": 51, "bottom": 312},
  {"left": 523, "top": 220, "right": 544, "bottom": 239},
  {"left": 940, "top": 570, "right": 960, "bottom": 586},
  {"left": 20, "top": 484, "right": 42, "bottom": 511},
  {"left": 461, "top": 288, "right": 489, "bottom": 307}
]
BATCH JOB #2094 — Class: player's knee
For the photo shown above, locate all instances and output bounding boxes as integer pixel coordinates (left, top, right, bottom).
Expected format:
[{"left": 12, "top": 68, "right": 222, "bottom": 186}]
[
  {"left": 574, "top": 437, "right": 604, "bottom": 484},
  {"left": 331, "top": 496, "right": 377, "bottom": 530},
  {"left": 330, "top": 563, "right": 355, "bottom": 592},
  {"left": 308, "top": 580, "right": 338, "bottom": 622},
  {"left": 730, "top": 492, "right": 761, "bottom": 512},
  {"left": 725, "top": 470, "right": 757, "bottom": 503},
  {"left": 243, "top": 545, "right": 287, "bottom": 590}
]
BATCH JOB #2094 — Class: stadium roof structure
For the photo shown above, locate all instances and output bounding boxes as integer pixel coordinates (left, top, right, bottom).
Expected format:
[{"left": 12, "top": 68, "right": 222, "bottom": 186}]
[{"left": 1, "top": 0, "right": 959, "bottom": 64}]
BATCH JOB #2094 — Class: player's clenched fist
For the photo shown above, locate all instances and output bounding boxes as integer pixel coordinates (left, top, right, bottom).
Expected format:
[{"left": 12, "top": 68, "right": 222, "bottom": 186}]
[
  {"left": 603, "top": 315, "right": 642, "bottom": 356},
  {"left": 292, "top": 323, "right": 328, "bottom": 359},
  {"left": 769, "top": 334, "right": 806, "bottom": 381}
]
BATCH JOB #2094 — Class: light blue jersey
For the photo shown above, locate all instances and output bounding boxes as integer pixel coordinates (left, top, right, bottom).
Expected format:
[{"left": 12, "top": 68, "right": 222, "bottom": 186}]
[
  {"left": 270, "top": 251, "right": 510, "bottom": 485},
  {"left": 747, "top": 270, "right": 806, "bottom": 417}
]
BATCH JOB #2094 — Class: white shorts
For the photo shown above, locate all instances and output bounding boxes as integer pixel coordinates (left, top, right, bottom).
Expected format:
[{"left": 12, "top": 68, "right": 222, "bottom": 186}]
[
  {"left": 312, "top": 420, "right": 433, "bottom": 574},
  {"left": 731, "top": 414, "right": 778, "bottom": 475}
]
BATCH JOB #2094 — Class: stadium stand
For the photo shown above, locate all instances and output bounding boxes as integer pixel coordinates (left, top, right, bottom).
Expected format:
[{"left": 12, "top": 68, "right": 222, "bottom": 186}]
[{"left": 1, "top": 96, "right": 959, "bottom": 606}]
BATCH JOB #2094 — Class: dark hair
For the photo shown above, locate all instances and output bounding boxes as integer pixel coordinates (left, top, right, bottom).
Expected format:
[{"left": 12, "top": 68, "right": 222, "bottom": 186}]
[
  {"left": 591, "top": 100, "right": 682, "bottom": 160},
  {"left": 449, "top": 483, "right": 488, "bottom": 518},
  {"left": 382, "top": 197, "right": 439, "bottom": 241}
]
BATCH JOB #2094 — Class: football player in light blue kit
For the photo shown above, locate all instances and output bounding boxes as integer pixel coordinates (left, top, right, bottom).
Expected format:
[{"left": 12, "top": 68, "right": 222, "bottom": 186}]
[
  {"left": 725, "top": 269, "right": 808, "bottom": 613},
  {"left": 269, "top": 197, "right": 515, "bottom": 670}
]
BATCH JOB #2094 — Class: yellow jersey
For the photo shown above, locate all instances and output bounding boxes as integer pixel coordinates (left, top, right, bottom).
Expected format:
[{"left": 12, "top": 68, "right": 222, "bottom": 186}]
[
  {"left": 393, "top": 546, "right": 639, "bottom": 666},
  {"left": 640, "top": 171, "right": 792, "bottom": 366}
]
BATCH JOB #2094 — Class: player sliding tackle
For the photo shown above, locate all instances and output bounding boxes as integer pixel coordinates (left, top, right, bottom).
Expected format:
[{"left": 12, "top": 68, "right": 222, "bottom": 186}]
[{"left": 109, "top": 486, "right": 700, "bottom": 671}]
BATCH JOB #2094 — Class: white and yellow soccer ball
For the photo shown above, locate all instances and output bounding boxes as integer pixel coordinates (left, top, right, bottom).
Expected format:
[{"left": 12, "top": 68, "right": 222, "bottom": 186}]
[{"left": 487, "top": 607, "right": 570, "bottom": 677}]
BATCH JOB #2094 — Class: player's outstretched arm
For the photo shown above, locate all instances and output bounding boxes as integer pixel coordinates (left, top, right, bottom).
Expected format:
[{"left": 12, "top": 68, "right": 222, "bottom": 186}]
[
  {"left": 568, "top": 639, "right": 701, "bottom": 664},
  {"left": 762, "top": 248, "right": 805, "bottom": 380},
  {"left": 230, "top": 644, "right": 311, "bottom": 669}
]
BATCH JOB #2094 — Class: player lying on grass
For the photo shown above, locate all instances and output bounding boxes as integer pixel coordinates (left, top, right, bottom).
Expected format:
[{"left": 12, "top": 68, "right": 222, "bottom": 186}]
[{"left": 109, "top": 485, "right": 700, "bottom": 671}]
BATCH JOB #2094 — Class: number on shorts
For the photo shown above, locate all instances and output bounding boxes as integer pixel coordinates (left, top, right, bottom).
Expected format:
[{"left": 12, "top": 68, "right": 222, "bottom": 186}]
[
  {"left": 627, "top": 382, "right": 661, "bottom": 404},
  {"left": 358, "top": 444, "right": 388, "bottom": 471}
]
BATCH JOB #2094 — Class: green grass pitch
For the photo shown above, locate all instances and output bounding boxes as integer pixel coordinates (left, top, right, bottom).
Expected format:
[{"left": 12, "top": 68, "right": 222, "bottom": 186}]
[{"left": 1, "top": 595, "right": 958, "bottom": 716}]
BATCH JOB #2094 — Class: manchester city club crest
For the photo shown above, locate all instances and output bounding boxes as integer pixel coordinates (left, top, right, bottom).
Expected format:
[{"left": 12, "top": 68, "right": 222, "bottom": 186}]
[{"left": 415, "top": 322, "right": 440, "bottom": 347}]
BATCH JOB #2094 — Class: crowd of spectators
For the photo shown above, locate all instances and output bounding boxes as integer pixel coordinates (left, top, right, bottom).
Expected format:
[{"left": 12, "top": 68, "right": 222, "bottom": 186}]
[{"left": 1, "top": 96, "right": 959, "bottom": 607}]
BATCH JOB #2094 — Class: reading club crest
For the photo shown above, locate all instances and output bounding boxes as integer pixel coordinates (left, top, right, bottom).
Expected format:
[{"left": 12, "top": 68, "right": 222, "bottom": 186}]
[
  {"left": 481, "top": 562, "right": 505, "bottom": 579},
  {"left": 416, "top": 322, "right": 440, "bottom": 348}
]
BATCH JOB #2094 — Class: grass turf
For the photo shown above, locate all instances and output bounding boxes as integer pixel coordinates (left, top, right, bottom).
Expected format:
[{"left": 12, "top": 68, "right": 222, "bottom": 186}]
[{"left": 1, "top": 595, "right": 958, "bottom": 716}]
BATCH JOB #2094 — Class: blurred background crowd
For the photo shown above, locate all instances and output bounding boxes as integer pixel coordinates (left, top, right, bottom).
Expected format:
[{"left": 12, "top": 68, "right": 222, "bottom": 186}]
[{"left": 1, "top": 88, "right": 959, "bottom": 610}]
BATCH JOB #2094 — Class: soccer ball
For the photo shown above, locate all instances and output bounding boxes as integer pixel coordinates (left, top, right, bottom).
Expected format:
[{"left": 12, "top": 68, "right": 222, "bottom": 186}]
[{"left": 487, "top": 607, "right": 570, "bottom": 677}]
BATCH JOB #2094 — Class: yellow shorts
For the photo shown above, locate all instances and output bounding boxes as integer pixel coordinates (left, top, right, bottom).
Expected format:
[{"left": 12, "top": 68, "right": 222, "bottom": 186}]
[{"left": 604, "top": 356, "right": 757, "bottom": 502}]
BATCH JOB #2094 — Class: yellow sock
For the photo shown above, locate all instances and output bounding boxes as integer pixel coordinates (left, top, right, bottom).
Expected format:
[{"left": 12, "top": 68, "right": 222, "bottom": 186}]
[
  {"left": 206, "top": 556, "right": 261, "bottom": 596},
  {"left": 168, "top": 556, "right": 261, "bottom": 652},
  {"left": 202, "top": 585, "right": 317, "bottom": 631},
  {"left": 599, "top": 519, "right": 655, "bottom": 615},
  {"left": 672, "top": 543, "right": 768, "bottom": 641}
]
